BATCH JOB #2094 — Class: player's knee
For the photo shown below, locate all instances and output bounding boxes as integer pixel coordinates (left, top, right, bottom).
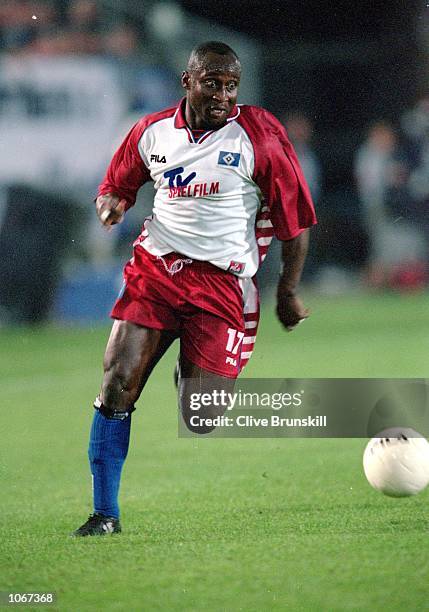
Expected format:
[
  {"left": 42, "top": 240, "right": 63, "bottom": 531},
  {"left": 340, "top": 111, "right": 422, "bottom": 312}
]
[
  {"left": 102, "top": 361, "right": 139, "bottom": 412},
  {"left": 178, "top": 371, "right": 235, "bottom": 435},
  {"left": 180, "top": 401, "right": 224, "bottom": 435},
  {"left": 182, "top": 413, "right": 217, "bottom": 435}
]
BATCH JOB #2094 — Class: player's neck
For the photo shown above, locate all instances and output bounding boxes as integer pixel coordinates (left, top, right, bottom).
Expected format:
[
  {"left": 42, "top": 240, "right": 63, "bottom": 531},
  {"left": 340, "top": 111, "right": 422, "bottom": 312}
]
[{"left": 185, "top": 103, "right": 206, "bottom": 131}]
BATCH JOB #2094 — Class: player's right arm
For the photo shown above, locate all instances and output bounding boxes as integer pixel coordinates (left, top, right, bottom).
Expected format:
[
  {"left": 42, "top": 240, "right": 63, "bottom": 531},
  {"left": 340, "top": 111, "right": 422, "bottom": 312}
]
[
  {"left": 96, "top": 194, "right": 127, "bottom": 226},
  {"left": 95, "top": 119, "right": 152, "bottom": 227}
]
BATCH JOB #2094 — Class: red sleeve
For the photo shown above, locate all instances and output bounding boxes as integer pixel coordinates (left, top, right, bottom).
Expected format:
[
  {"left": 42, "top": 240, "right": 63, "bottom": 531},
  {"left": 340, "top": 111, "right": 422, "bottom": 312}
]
[
  {"left": 97, "top": 118, "right": 152, "bottom": 210},
  {"left": 237, "top": 107, "right": 317, "bottom": 240}
]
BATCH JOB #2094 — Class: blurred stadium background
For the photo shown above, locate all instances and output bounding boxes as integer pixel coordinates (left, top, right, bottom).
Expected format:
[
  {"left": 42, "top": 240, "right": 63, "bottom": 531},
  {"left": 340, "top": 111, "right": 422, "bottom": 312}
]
[
  {"left": 1, "top": 2, "right": 429, "bottom": 610},
  {"left": 0, "top": 0, "right": 428, "bottom": 323}
]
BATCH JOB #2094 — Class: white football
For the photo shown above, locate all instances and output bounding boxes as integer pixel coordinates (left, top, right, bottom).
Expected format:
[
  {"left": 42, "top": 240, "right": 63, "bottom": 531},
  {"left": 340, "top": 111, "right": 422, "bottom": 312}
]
[{"left": 363, "top": 428, "right": 429, "bottom": 497}]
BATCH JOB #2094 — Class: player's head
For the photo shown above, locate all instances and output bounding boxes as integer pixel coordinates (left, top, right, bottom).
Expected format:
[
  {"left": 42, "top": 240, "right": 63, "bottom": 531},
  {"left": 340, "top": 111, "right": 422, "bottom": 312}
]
[{"left": 182, "top": 41, "right": 241, "bottom": 130}]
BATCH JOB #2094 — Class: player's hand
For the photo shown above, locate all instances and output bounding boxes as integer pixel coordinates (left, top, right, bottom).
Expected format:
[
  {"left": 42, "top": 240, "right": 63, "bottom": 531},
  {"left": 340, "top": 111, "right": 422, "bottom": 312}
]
[
  {"left": 276, "top": 292, "right": 309, "bottom": 332},
  {"left": 95, "top": 194, "right": 127, "bottom": 227}
]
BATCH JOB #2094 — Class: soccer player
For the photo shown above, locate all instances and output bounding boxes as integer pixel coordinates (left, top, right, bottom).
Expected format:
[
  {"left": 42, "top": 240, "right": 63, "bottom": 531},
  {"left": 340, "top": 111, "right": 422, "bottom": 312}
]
[{"left": 73, "top": 41, "right": 316, "bottom": 536}]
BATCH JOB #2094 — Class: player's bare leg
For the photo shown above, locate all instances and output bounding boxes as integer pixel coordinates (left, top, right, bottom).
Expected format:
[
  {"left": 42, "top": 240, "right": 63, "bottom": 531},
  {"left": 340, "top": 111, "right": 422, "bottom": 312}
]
[
  {"left": 100, "top": 320, "right": 177, "bottom": 414},
  {"left": 178, "top": 354, "right": 236, "bottom": 435},
  {"left": 73, "top": 321, "right": 176, "bottom": 536}
]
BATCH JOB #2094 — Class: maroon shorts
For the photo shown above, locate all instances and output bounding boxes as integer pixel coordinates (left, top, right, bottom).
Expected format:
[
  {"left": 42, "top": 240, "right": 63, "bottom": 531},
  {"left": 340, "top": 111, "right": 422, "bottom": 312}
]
[{"left": 111, "top": 246, "right": 259, "bottom": 378}]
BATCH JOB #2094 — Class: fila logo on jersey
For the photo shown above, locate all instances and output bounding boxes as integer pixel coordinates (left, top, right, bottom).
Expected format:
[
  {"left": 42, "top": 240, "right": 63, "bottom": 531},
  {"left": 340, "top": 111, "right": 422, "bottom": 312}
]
[
  {"left": 218, "top": 151, "right": 240, "bottom": 167},
  {"left": 150, "top": 154, "right": 166, "bottom": 163}
]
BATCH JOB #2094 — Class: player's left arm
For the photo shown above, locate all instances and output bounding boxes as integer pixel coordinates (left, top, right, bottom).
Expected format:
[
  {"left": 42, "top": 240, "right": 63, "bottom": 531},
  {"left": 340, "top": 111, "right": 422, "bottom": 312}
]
[
  {"left": 277, "top": 229, "right": 309, "bottom": 331},
  {"left": 246, "top": 108, "right": 316, "bottom": 330}
]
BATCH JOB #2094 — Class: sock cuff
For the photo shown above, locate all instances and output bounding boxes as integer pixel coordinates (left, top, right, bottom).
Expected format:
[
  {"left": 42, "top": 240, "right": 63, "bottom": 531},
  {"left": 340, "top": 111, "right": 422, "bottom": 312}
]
[{"left": 94, "top": 396, "right": 136, "bottom": 420}]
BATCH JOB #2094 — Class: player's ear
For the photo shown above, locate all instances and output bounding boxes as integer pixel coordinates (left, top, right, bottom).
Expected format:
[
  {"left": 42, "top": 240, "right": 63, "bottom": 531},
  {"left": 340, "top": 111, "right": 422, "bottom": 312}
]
[{"left": 181, "top": 71, "right": 191, "bottom": 90}]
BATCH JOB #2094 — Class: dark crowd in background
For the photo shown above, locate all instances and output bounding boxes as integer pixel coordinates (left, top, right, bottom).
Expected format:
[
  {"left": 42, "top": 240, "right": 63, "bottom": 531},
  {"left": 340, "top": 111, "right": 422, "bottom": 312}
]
[{"left": 0, "top": 0, "right": 141, "bottom": 57}]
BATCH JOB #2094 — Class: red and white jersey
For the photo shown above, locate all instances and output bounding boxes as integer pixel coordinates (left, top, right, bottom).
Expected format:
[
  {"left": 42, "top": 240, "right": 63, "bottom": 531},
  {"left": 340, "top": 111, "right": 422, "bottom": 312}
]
[{"left": 98, "top": 99, "right": 316, "bottom": 278}]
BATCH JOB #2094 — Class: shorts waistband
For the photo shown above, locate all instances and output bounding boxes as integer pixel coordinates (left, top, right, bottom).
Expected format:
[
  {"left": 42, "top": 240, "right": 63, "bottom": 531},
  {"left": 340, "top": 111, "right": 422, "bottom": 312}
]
[{"left": 146, "top": 250, "right": 228, "bottom": 275}]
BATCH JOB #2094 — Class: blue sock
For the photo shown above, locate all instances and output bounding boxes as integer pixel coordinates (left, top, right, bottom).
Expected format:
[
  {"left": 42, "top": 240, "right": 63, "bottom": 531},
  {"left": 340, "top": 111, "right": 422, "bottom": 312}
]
[{"left": 88, "top": 410, "right": 131, "bottom": 519}]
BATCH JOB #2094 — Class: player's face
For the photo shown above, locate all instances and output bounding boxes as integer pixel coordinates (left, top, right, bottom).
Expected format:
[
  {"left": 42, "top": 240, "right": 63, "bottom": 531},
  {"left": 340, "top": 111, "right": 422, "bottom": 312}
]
[{"left": 182, "top": 53, "right": 241, "bottom": 130}]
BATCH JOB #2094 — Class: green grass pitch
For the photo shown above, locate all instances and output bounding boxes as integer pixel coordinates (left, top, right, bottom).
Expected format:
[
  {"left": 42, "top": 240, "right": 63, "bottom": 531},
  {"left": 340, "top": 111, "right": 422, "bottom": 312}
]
[{"left": 1, "top": 293, "right": 429, "bottom": 611}]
